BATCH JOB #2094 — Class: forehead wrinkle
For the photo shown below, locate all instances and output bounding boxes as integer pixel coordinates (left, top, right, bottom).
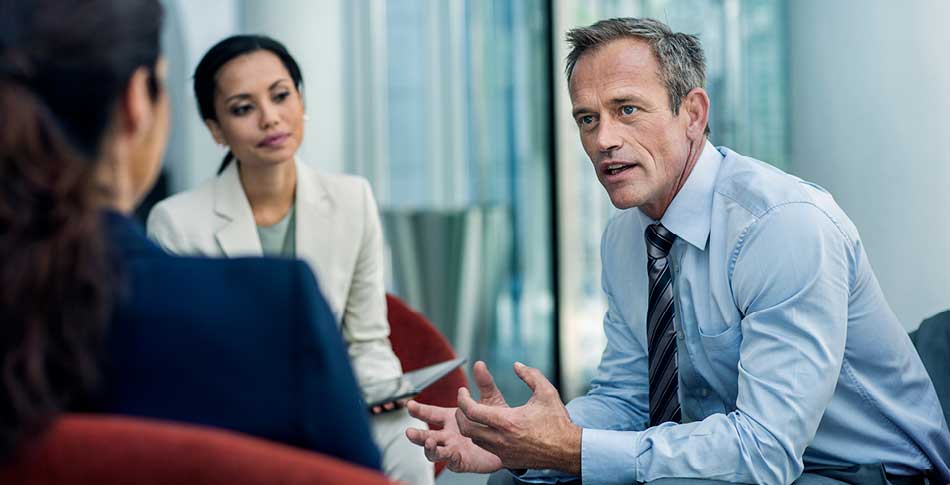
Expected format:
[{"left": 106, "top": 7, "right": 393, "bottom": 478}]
[{"left": 570, "top": 38, "right": 666, "bottom": 111}]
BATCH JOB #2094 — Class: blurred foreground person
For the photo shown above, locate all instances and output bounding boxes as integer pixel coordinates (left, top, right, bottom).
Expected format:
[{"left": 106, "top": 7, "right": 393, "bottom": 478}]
[{"left": 0, "top": 0, "right": 379, "bottom": 470}]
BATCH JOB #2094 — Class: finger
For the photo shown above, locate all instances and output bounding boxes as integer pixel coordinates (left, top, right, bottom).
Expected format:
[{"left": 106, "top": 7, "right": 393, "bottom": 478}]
[
  {"left": 405, "top": 427, "right": 431, "bottom": 446},
  {"left": 407, "top": 426, "right": 457, "bottom": 447},
  {"left": 472, "top": 361, "right": 507, "bottom": 406},
  {"left": 423, "top": 437, "right": 442, "bottom": 462},
  {"left": 383, "top": 402, "right": 396, "bottom": 411},
  {"left": 423, "top": 437, "right": 458, "bottom": 464},
  {"left": 513, "top": 361, "right": 558, "bottom": 401},
  {"left": 457, "top": 387, "right": 508, "bottom": 429},
  {"left": 371, "top": 406, "right": 382, "bottom": 414},
  {"left": 407, "top": 400, "right": 449, "bottom": 427},
  {"left": 454, "top": 407, "right": 497, "bottom": 449}
]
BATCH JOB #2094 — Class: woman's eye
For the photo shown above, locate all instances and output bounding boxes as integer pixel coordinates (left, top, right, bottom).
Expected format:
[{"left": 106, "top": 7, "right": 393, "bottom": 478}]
[
  {"left": 274, "top": 91, "right": 290, "bottom": 102},
  {"left": 231, "top": 105, "right": 252, "bottom": 116},
  {"left": 621, "top": 105, "right": 638, "bottom": 116}
]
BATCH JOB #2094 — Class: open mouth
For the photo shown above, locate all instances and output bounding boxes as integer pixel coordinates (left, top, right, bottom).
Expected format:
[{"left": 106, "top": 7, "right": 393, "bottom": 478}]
[{"left": 604, "top": 163, "right": 634, "bottom": 176}]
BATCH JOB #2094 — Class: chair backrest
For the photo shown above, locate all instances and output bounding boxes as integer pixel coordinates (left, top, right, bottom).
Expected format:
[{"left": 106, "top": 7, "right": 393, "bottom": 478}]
[
  {"left": 911, "top": 310, "right": 950, "bottom": 427},
  {"left": 0, "top": 414, "right": 391, "bottom": 485},
  {"left": 386, "top": 294, "right": 468, "bottom": 476}
]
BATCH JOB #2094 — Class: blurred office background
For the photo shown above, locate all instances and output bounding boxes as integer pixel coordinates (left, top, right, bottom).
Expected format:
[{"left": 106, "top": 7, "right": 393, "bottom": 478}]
[{"left": 154, "top": 1, "right": 949, "bottom": 481}]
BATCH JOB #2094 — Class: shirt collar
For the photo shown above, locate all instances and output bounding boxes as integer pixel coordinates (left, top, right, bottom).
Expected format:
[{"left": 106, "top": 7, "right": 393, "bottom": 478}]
[{"left": 637, "top": 140, "right": 722, "bottom": 251}]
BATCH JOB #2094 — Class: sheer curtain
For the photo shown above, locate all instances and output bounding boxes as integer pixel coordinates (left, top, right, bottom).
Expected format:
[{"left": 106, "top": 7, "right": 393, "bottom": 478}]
[{"left": 344, "top": 0, "right": 556, "bottom": 404}]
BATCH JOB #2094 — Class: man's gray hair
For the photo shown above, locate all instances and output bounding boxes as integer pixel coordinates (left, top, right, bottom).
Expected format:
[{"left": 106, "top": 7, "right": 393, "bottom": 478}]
[{"left": 565, "top": 17, "right": 706, "bottom": 117}]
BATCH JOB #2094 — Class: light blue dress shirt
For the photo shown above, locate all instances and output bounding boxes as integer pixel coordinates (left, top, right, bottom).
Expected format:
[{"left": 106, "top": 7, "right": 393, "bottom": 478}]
[{"left": 521, "top": 143, "right": 950, "bottom": 485}]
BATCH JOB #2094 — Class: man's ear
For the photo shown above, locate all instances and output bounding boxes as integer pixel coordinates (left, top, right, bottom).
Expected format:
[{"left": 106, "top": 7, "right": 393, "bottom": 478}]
[
  {"left": 204, "top": 118, "right": 226, "bottom": 146},
  {"left": 682, "top": 87, "right": 710, "bottom": 139}
]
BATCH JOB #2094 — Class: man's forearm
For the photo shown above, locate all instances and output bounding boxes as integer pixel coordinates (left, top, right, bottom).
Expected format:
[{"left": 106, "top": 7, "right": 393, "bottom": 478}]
[{"left": 551, "top": 423, "right": 582, "bottom": 475}]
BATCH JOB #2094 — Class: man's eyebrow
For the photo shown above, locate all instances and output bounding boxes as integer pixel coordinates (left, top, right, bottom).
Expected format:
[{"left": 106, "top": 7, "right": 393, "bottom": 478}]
[
  {"left": 608, "top": 96, "right": 641, "bottom": 105},
  {"left": 571, "top": 94, "right": 648, "bottom": 117},
  {"left": 572, "top": 105, "right": 593, "bottom": 118}
]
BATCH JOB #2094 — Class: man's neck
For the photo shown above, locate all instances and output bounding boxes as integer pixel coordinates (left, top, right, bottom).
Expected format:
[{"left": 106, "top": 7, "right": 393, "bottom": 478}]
[{"left": 640, "top": 137, "right": 705, "bottom": 221}]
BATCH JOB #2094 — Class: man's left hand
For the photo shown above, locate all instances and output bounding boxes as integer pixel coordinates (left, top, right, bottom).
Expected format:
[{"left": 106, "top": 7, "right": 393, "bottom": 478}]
[{"left": 455, "top": 362, "right": 582, "bottom": 474}]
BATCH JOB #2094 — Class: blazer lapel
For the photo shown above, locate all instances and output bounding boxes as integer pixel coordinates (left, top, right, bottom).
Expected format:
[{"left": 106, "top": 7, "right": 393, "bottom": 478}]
[
  {"left": 295, "top": 160, "right": 335, "bottom": 288},
  {"left": 213, "top": 162, "right": 263, "bottom": 257}
]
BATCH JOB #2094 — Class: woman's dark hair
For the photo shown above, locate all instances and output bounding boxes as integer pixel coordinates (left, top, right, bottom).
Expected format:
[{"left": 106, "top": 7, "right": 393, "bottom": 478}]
[
  {"left": 193, "top": 35, "right": 304, "bottom": 175},
  {"left": 0, "top": 0, "right": 163, "bottom": 459}
]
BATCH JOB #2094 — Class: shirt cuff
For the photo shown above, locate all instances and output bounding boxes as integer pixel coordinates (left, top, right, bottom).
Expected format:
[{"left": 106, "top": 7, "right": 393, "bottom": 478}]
[{"left": 581, "top": 428, "right": 643, "bottom": 485}]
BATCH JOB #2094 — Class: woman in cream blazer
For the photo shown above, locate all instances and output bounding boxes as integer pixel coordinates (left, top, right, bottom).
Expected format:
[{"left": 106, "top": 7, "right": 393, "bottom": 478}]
[{"left": 147, "top": 34, "right": 432, "bottom": 484}]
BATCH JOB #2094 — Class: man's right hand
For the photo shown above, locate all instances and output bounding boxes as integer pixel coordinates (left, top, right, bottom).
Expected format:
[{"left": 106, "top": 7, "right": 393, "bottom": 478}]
[{"left": 405, "top": 361, "right": 507, "bottom": 474}]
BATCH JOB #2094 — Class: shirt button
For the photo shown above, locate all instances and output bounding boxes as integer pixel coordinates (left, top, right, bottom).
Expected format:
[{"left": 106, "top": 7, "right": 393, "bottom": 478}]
[{"left": 700, "top": 388, "right": 709, "bottom": 397}]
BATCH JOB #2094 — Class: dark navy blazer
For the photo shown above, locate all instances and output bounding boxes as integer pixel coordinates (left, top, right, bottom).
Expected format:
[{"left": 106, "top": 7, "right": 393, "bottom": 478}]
[{"left": 97, "top": 212, "right": 381, "bottom": 470}]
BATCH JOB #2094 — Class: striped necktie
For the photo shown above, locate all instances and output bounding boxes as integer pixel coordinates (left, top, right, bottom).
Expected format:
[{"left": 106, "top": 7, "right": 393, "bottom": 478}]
[{"left": 645, "top": 223, "right": 681, "bottom": 426}]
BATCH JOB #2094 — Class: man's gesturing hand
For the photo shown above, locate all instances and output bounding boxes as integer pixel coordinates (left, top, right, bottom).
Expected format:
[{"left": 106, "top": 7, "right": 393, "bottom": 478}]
[
  {"left": 404, "top": 361, "right": 506, "bottom": 473},
  {"left": 455, "top": 362, "right": 582, "bottom": 474}
]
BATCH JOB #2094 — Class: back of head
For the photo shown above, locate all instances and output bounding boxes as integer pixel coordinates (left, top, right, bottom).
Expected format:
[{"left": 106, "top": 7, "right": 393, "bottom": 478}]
[
  {"left": 192, "top": 34, "right": 304, "bottom": 174},
  {"left": 0, "top": 0, "right": 163, "bottom": 459}
]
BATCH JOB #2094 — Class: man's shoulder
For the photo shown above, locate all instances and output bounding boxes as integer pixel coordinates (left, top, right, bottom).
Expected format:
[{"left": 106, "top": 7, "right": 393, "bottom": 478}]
[
  {"left": 712, "top": 147, "right": 832, "bottom": 218},
  {"left": 711, "top": 147, "right": 859, "bottom": 248}
]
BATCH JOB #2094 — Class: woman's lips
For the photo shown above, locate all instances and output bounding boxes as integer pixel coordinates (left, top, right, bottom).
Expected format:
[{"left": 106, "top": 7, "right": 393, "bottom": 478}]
[{"left": 258, "top": 133, "right": 289, "bottom": 148}]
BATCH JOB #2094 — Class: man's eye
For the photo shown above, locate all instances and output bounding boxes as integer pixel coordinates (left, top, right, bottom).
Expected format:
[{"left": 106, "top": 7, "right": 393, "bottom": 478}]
[
  {"left": 621, "top": 105, "right": 638, "bottom": 116},
  {"left": 579, "top": 115, "right": 594, "bottom": 125}
]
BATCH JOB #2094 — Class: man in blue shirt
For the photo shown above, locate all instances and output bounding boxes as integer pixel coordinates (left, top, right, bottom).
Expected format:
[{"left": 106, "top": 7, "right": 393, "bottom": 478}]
[{"left": 405, "top": 17, "right": 950, "bottom": 485}]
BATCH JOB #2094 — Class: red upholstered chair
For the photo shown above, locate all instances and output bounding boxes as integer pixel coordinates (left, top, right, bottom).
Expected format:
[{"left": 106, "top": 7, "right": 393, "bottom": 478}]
[
  {"left": 386, "top": 293, "right": 469, "bottom": 476},
  {"left": 0, "top": 414, "right": 392, "bottom": 485}
]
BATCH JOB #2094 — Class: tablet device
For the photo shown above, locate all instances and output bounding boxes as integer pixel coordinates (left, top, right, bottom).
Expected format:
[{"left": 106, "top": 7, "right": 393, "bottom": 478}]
[{"left": 362, "top": 357, "right": 466, "bottom": 409}]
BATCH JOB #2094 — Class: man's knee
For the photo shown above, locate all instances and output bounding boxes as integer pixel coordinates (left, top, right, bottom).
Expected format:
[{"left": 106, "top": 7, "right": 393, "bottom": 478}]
[
  {"left": 487, "top": 470, "right": 518, "bottom": 485},
  {"left": 487, "top": 471, "right": 582, "bottom": 485},
  {"left": 645, "top": 474, "right": 846, "bottom": 484},
  {"left": 645, "top": 479, "right": 740, "bottom": 485}
]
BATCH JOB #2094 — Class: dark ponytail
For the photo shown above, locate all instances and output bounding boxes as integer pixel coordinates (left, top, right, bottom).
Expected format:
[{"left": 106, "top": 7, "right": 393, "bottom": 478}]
[
  {"left": 0, "top": 0, "right": 162, "bottom": 459},
  {"left": 192, "top": 35, "right": 305, "bottom": 175},
  {"left": 0, "top": 65, "right": 113, "bottom": 463}
]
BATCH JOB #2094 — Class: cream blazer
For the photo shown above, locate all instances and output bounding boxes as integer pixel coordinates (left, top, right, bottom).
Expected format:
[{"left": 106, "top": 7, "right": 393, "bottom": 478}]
[{"left": 147, "top": 160, "right": 403, "bottom": 386}]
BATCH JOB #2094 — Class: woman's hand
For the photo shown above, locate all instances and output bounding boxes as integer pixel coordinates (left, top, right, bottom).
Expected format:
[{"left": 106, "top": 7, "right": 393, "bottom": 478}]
[{"left": 371, "top": 398, "right": 411, "bottom": 415}]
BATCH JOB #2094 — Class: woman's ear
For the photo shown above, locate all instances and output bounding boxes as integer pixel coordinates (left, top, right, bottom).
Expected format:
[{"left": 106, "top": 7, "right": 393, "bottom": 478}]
[
  {"left": 204, "top": 119, "right": 226, "bottom": 146},
  {"left": 682, "top": 87, "right": 710, "bottom": 139},
  {"left": 118, "top": 66, "right": 156, "bottom": 141}
]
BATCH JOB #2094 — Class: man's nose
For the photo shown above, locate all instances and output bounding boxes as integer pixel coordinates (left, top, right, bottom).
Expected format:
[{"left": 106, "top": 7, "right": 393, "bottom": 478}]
[{"left": 595, "top": 118, "right": 623, "bottom": 153}]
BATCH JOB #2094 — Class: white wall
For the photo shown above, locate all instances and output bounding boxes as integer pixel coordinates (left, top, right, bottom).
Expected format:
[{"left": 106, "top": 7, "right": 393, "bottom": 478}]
[
  {"left": 787, "top": 0, "right": 950, "bottom": 330},
  {"left": 162, "top": 0, "right": 240, "bottom": 191},
  {"left": 242, "top": 0, "right": 346, "bottom": 175}
]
